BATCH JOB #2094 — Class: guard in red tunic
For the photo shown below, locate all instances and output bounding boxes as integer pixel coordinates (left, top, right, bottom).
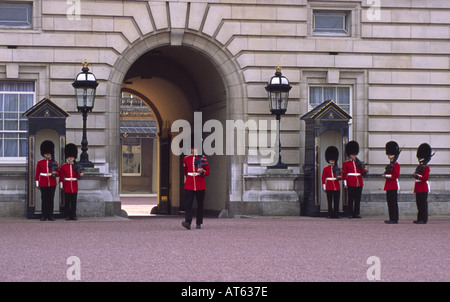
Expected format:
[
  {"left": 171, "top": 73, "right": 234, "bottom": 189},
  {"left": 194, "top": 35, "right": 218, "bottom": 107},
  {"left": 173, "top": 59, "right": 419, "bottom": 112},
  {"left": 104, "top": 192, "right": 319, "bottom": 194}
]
[
  {"left": 413, "top": 143, "right": 433, "bottom": 224},
  {"left": 59, "top": 143, "right": 84, "bottom": 220},
  {"left": 342, "top": 141, "right": 368, "bottom": 218},
  {"left": 382, "top": 141, "right": 401, "bottom": 224},
  {"left": 322, "top": 146, "right": 342, "bottom": 218},
  {"left": 181, "top": 143, "right": 210, "bottom": 230},
  {"left": 35, "top": 140, "right": 59, "bottom": 221}
]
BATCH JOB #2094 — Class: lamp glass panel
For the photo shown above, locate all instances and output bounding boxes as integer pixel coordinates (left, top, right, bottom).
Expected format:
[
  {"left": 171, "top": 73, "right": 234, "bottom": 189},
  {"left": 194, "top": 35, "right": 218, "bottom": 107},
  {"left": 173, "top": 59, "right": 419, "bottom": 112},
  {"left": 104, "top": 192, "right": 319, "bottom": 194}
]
[{"left": 76, "top": 88, "right": 95, "bottom": 108}]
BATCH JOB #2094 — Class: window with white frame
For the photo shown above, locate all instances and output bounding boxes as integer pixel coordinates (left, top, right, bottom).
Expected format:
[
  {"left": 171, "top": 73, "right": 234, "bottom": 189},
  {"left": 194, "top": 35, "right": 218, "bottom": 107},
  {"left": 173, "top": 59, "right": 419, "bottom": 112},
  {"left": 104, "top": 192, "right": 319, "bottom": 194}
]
[
  {"left": 309, "top": 86, "right": 351, "bottom": 114},
  {"left": 0, "top": 81, "right": 34, "bottom": 159},
  {"left": 313, "top": 10, "right": 351, "bottom": 36},
  {"left": 0, "top": 2, "right": 33, "bottom": 29}
]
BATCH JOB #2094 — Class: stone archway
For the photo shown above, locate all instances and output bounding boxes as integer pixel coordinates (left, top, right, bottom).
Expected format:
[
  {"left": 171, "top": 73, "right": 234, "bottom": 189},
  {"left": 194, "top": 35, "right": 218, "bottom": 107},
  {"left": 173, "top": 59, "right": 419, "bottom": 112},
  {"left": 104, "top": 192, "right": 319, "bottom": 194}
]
[{"left": 107, "top": 32, "right": 246, "bottom": 216}]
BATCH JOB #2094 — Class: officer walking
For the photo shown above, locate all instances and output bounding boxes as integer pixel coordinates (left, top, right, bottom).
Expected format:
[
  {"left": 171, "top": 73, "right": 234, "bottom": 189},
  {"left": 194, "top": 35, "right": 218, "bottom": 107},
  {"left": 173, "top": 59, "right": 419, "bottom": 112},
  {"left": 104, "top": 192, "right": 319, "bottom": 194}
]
[
  {"left": 181, "top": 138, "right": 210, "bottom": 230},
  {"left": 382, "top": 141, "right": 401, "bottom": 224}
]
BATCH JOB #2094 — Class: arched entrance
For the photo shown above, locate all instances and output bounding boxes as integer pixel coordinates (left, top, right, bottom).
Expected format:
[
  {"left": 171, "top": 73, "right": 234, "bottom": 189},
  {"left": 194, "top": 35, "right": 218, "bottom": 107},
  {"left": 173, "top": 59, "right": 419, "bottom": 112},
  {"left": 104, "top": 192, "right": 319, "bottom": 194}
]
[{"left": 109, "top": 33, "right": 244, "bottom": 216}]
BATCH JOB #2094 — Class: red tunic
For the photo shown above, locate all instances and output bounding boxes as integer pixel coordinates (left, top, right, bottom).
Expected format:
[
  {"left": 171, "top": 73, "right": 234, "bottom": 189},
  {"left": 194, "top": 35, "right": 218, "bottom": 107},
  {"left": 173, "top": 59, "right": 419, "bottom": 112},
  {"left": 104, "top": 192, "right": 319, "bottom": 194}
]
[
  {"left": 35, "top": 159, "right": 59, "bottom": 187},
  {"left": 383, "top": 162, "right": 400, "bottom": 191},
  {"left": 342, "top": 160, "right": 365, "bottom": 187},
  {"left": 321, "top": 165, "right": 341, "bottom": 191},
  {"left": 59, "top": 163, "right": 81, "bottom": 193},
  {"left": 183, "top": 155, "right": 210, "bottom": 191},
  {"left": 414, "top": 165, "right": 430, "bottom": 193}
]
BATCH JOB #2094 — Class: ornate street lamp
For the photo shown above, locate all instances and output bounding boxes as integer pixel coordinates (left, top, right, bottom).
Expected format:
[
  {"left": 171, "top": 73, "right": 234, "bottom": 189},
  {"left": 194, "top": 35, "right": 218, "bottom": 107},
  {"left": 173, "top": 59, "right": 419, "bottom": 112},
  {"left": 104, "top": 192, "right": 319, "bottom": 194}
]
[
  {"left": 72, "top": 61, "right": 98, "bottom": 168},
  {"left": 265, "top": 66, "right": 292, "bottom": 169}
]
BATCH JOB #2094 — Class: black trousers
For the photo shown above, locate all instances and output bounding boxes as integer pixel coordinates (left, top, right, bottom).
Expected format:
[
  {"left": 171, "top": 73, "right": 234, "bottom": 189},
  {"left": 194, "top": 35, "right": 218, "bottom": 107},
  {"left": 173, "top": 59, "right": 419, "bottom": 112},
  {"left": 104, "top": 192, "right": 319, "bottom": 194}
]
[
  {"left": 326, "top": 190, "right": 340, "bottom": 217},
  {"left": 386, "top": 189, "right": 399, "bottom": 222},
  {"left": 415, "top": 192, "right": 428, "bottom": 223},
  {"left": 347, "top": 186, "right": 362, "bottom": 217},
  {"left": 184, "top": 189, "right": 205, "bottom": 226},
  {"left": 40, "top": 186, "right": 56, "bottom": 219},
  {"left": 64, "top": 192, "right": 78, "bottom": 219}
]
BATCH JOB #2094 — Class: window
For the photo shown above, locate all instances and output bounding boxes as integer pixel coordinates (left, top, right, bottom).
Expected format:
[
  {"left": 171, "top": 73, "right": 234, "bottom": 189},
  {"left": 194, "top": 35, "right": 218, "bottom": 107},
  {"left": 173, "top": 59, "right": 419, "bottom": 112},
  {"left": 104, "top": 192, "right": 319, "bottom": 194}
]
[
  {"left": 122, "top": 138, "right": 141, "bottom": 176},
  {"left": 0, "top": 81, "right": 34, "bottom": 159},
  {"left": 313, "top": 10, "right": 350, "bottom": 36},
  {"left": 309, "top": 86, "right": 351, "bottom": 113},
  {"left": 0, "top": 3, "right": 33, "bottom": 28}
]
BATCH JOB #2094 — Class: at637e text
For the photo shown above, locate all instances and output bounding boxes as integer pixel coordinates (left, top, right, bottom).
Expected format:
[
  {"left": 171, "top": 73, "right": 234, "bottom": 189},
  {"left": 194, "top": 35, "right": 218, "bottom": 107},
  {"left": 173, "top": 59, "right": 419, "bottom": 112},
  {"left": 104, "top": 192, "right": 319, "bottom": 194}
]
[{"left": 181, "top": 286, "right": 268, "bottom": 299}]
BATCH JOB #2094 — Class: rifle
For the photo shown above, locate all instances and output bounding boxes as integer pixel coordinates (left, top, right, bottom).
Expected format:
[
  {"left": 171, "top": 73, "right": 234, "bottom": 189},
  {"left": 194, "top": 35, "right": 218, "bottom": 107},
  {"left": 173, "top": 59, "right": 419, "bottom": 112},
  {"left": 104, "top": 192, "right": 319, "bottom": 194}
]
[
  {"left": 47, "top": 158, "right": 59, "bottom": 177},
  {"left": 413, "top": 164, "right": 425, "bottom": 179},
  {"left": 383, "top": 151, "right": 401, "bottom": 175},
  {"left": 413, "top": 151, "right": 435, "bottom": 179},
  {"left": 355, "top": 157, "right": 368, "bottom": 173},
  {"left": 332, "top": 164, "right": 343, "bottom": 178},
  {"left": 72, "top": 160, "right": 84, "bottom": 176},
  {"left": 194, "top": 155, "right": 207, "bottom": 175}
]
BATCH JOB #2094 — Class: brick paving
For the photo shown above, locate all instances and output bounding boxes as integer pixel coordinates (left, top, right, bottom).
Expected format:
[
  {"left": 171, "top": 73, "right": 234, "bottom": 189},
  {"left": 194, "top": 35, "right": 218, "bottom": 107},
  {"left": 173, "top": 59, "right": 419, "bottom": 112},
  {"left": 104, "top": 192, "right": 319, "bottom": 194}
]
[{"left": 0, "top": 215, "right": 448, "bottom": 282}]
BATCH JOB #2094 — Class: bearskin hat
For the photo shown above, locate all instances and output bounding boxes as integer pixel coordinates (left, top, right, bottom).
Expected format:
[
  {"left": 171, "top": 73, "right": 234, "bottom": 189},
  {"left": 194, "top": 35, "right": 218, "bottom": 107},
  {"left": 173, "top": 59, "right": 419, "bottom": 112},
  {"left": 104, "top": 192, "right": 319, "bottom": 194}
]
[
  {"left": 40, "top": 140, "right": 55, "bottom": 157},
  {"left": 385, "top": 141, "right": 400, "bottom": 156},
  {"left": 64, "top": 143, "right": 78, "bottom": 159},
  {"left": 416, "top": 143, "right": 432, "bottom": 163},
  {"left": 345, "top": 141, "right": 359, "bottom": 156},
  {"left": 325, "top": 146, "right": 339, "bottom": 163}
]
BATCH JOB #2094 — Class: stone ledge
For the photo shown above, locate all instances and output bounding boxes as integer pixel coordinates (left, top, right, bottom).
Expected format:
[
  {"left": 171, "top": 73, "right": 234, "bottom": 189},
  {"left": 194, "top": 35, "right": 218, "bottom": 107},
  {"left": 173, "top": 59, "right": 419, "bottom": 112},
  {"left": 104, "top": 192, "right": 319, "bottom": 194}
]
[{"left": 239, "top": 170, "right": 301, "bottom": 216}]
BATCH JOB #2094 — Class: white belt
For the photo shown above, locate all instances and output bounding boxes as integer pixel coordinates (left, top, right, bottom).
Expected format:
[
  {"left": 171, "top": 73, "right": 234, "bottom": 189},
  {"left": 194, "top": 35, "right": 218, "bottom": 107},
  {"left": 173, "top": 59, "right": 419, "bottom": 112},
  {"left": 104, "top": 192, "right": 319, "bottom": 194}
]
[
  {"left": 187, "top": 172, "right": 201, "bottom": 176},
  {"left": 326, "top": 177, "right": 337, "bottom": 181},
  {"left": 64, "top": 178, "right": 78, "bottom": 181},
  {"left": 40, "top": 173, "right": 52, "bottom": 176},
  {"left": 347, "top": 173, "right": 361, "bottom": 176}
]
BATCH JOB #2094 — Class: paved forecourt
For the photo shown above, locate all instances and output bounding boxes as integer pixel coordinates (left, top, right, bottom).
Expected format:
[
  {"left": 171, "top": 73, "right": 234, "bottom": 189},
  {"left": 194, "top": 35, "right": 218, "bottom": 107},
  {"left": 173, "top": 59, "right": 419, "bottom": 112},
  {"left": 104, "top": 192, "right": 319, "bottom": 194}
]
[{"left": 0, "top": 215, "right": 448, "bottom": 282}]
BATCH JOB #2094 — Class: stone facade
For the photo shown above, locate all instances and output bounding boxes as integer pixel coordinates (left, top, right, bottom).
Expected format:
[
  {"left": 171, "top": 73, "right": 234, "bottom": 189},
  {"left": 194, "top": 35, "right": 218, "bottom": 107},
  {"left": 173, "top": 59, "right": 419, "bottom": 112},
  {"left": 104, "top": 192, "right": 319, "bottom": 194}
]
[{"left": 0, "top": 0, "right": 448, "bottom": 217}]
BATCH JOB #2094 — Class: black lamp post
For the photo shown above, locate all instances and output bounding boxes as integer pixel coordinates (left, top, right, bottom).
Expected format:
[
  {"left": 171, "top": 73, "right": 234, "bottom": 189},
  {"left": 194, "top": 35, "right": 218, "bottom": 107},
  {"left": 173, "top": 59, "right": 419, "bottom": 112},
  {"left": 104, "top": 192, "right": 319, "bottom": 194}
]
[
  {"left": 265, "top": 66, "right": 292, "bottom": 169},
  {"left": 72, "top": 61, "right": 98, "bottom": 168}
]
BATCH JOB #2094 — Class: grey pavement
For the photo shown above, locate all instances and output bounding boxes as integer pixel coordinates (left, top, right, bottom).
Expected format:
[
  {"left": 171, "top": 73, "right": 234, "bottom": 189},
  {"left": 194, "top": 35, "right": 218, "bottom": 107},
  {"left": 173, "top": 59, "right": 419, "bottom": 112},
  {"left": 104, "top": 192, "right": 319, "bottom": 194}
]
[{"left": 0, "top": 215, "right": 448, "bottom": 282}]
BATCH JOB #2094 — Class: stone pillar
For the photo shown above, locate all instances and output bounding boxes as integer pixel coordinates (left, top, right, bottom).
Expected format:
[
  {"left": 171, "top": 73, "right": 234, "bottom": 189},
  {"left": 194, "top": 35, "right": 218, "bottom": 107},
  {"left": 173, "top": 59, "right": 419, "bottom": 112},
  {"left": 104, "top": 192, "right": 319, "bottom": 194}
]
[
  {"left": 77, "top": 168, "right": 120, "bottom": 217},
  {"left": 239, "top": 169, "right": 301, "bottom": 216},
  {"left": 0, "top": 171, "right": 27, "bottom": 217}
]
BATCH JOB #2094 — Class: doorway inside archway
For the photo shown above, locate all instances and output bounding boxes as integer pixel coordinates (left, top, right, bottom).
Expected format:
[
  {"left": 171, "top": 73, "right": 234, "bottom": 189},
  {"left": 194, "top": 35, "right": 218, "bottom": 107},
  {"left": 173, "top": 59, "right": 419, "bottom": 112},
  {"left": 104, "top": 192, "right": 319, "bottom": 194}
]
[{"left": 119, "top": 92, "right": 158, "bottom": 215}]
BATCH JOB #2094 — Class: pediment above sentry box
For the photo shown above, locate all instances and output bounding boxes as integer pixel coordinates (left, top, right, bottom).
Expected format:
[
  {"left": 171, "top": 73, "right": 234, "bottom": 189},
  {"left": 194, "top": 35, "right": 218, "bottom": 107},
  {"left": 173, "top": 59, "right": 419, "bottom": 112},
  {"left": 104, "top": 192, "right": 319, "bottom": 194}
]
[
  {"left": 23, "top": 97, "right": 70, "bottom": 119},
  {"left": 300, "top": 99, "right": 352, "bottom": 122}
]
